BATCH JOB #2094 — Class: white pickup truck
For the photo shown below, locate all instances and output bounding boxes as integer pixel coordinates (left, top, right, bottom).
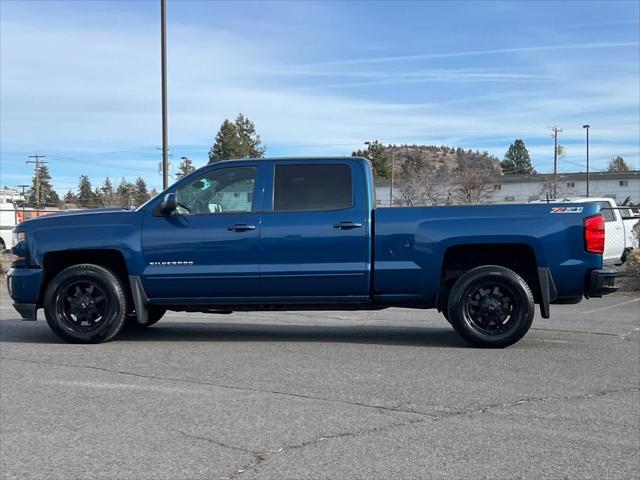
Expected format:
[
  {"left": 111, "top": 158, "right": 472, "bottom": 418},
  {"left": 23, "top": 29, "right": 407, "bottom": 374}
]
[
  {"left": 530, "top": 197, "right": 639, "bottom": 263},
  {"left": 560, "top": 198, "right": 638, "bottom": 263}
]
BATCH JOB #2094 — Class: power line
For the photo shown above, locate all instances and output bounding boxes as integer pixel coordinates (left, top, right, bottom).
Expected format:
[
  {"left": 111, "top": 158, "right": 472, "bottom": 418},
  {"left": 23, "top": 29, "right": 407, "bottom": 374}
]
[
  {"left": 46, "top": 146, "right": 156, "bottom": 160},
  {"left": 559, "top": 157, "right": 606, "bottom": 172}
]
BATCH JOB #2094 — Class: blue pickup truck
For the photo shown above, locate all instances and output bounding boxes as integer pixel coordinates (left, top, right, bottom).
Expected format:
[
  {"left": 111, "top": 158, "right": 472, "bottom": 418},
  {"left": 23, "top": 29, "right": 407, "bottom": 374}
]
[{"left": 7, "top": 157, "right": 617, "bottom": 347}]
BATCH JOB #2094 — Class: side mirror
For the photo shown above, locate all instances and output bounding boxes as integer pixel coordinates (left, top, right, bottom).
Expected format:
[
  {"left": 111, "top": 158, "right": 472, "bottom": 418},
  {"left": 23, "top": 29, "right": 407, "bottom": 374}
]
[{"left": 159, "top": 193, "right": 177, "bottom": 215}]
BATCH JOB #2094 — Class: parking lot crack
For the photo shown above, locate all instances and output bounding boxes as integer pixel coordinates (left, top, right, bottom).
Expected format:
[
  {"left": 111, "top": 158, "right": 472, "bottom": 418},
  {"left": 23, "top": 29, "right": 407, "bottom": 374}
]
[
  {"left": 219, "top": 416, "right": 428, "bottom": 479},
  {"left": 620, "top": 327, "right": 640, "bottom": 341},
  {"left": 432, "top": 386, "right": 640, "bottom": 420},
  {"left": 531, "top": 326, "right": 638, "bottom": 339},
  {"left": 176, "top": 429, "right": 256, "bottom": 455},
  {"left": 0, "top": 356, "right": 437, "bottom": 418}
]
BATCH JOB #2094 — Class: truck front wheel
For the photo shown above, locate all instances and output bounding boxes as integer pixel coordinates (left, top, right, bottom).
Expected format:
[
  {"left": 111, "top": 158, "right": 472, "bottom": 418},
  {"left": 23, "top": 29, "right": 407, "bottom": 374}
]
[
  {"left": 43, "top": 264, "right": 128, "bottom": 343},
  {"left": 447, "top": 265, "right": 534, "bottom": 348}
]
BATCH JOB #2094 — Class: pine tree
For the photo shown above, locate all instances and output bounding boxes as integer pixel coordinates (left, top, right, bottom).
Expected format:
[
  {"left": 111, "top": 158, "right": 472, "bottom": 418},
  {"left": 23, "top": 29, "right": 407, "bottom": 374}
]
[
  {"left": 176, "top": 157, "right": 196, "bottom": 179},
  {"left": 116, "top": 178, "right": 135, "bottom": 208},
  {"left": 607, "top": 156, "right": 630, "bottom": 172},
  {"left": 63, "top": 190, "right": 77, "bottom": 205},
  {"left": 27, "top": 164, "right": 60, "bottom": 208},
  {"left": 77, "top": 175, "right": 99, "bottom": 207},
  {"left": 501, "top": 139, "right": 535, "bottom": 175},
  {"left": 134, "top": 177, "right": 150, "bottom": 206},
  {"left": 352, "top": 140, "right": 391, "bottom": 178},
  {"left": 208, "top": 114, "right": 265, "bottom": 163},
  {"left": 235, "top": 113, "right": 265, "bottom": 158},
  {"left": 101, "top": 177, "right": 115, "bottom": 206}
]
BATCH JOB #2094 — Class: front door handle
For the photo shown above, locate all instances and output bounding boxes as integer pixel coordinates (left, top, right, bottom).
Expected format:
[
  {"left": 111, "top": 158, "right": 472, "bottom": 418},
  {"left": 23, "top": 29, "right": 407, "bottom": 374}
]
[
  {"left": 227, "top": 224, "right": 256, "bottom": 232},
  {"left": 333, "top": 221, "right": 363, "bottom": 230}
]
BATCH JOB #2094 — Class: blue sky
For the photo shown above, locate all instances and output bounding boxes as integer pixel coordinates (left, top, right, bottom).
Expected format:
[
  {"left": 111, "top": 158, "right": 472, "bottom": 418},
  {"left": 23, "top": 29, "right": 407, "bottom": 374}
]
[{"left": 1, "top": 0, "right": 639, "bottom": 194}]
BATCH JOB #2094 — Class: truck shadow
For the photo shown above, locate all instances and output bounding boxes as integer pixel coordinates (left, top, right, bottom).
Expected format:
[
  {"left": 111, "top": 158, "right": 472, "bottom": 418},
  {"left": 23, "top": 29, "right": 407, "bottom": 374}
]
[{"left": 0, "top": 320, "right": 466, "bottom": 348}]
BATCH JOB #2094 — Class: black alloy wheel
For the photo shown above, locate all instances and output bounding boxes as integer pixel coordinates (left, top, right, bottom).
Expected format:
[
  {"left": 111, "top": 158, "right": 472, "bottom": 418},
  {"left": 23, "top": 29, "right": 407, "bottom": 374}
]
[
  {"left": 447, "top": 265, "right": 534, "bottom": 348},
  {"left": 56, "top": 280, "right": 109, "bottom": 331},
  {"left": 44, "top": 264, "right": 127, "bottom": 343},
  {"left": 463, "top": 282, "right": 518, "bottom": 336}
]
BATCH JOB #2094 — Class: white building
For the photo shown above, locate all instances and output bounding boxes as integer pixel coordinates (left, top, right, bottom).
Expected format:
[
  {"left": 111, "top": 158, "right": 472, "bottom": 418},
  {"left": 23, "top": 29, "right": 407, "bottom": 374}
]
[
  {"left": 375, "top": 171, "right": 640, "bottom": 207},
  {"left": 0, "top": 188, "right": 25, "bottom": 205}
]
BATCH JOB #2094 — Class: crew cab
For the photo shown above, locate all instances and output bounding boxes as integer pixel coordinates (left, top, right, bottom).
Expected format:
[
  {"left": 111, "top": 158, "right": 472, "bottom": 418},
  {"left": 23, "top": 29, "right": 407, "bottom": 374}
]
[{"left": 7, "top": 157, "right": 617, "bottom": 347}]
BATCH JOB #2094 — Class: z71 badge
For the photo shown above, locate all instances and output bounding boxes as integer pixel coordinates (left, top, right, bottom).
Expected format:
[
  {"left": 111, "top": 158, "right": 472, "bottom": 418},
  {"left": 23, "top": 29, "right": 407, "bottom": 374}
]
[{"left": 550, "top": 207, "right": 584, "bottom": 214}]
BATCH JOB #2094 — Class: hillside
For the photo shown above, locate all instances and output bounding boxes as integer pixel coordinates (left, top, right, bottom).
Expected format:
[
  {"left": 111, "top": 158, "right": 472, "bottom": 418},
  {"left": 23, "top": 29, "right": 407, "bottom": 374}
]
[{"left": 388, "top": 145, "right": 501, "bottom": 174}]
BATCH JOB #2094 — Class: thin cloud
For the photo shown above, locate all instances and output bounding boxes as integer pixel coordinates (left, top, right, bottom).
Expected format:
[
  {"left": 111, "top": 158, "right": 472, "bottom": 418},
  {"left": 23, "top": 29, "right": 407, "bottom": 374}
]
[{"left": 300, "top": 42, "right": 640, "bottom": 67}]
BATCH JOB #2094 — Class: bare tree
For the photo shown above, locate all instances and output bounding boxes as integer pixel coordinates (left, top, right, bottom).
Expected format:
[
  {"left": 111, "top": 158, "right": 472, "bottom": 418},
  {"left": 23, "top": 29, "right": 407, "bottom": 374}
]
[
  {"left": 398, "top": 152, "right": 450, "bottom": 206},
  {"left": 538, "top": 174, "right": 574, "bottom": 201},
  {"left": 451, "top": 168, "right": 495, "bottom": 204}
]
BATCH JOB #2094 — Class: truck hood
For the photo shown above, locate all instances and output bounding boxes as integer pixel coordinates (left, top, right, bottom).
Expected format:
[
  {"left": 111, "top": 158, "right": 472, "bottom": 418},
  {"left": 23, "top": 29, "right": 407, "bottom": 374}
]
[{"left": 18, "top": 208, "right": 141, "bottom": 233}]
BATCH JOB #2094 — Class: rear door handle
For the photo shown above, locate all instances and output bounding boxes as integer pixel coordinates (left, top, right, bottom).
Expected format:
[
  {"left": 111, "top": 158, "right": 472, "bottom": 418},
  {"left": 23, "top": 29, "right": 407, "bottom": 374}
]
[
  {"left": 227, "top": 224, "right": 256, "bottom": 232},
  {"left": 333, "top": 221, "right": 363, "bottom": 230}
]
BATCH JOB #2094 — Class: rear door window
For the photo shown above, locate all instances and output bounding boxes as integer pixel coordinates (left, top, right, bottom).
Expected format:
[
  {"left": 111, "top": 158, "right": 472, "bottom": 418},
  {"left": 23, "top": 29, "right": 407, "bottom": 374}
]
[{"left": 273, "top": 164, "right": 352, "bottom": 212}]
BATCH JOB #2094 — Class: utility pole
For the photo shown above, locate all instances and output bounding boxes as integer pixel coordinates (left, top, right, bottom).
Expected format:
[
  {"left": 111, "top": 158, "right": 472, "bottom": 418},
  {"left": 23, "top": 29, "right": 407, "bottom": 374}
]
[
  {"left": 26, "top": 155, "right": 47, "bottom": 212},
  {"left": 17, "top": 184, "right": 29, "bottom": 222},
  {"left": 160, "top": 0, "right": 169, "bottom": 190},
  {"left": 583, "top": 125, "right": 590, "bottom": 197},
  {"left": 550, "top": 127, "right": 562, "bottom": 199}
]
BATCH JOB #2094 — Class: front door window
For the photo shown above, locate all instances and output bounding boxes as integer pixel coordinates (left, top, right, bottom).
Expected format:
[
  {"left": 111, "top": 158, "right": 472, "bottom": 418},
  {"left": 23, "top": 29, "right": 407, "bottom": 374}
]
[{"left": 176, "top": 166, "right": 256, "bottom": 215}]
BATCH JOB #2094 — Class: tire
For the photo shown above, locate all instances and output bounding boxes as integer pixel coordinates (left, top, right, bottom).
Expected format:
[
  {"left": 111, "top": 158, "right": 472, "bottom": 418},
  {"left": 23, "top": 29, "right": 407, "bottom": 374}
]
[
  {"left": 43, "top": 264, "right": 128, "bottom": 343},
  {"left": 126, "top": 306, "right": 166, "bottom": 328},
  {"left": 447, "top": 265, "right": 534, "bottom": 348}
]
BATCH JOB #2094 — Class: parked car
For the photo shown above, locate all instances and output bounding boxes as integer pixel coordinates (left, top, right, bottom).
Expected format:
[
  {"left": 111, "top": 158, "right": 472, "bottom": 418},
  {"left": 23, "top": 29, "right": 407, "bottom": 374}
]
[{"left": 8, "top": 157, "right": 617, "bottom": 347}]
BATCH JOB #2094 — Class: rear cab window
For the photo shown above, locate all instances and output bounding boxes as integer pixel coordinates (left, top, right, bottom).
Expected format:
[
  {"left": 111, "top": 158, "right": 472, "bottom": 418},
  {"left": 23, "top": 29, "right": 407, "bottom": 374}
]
[
  {"left": 273, "top": 164, "right": 352, "bottom": 212},
  {"left": 596, "top": 202, "right": 616, "bottom": 222}
]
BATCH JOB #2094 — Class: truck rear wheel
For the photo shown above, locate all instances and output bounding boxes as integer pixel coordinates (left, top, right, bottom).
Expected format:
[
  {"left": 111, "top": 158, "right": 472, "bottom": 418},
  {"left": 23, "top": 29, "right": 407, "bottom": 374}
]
[
  {"left": 43, "top": 264, "right": 128, "bottom": 343},
  {"left": 447, "top": 265, "right": 534, "bottom": 348}
]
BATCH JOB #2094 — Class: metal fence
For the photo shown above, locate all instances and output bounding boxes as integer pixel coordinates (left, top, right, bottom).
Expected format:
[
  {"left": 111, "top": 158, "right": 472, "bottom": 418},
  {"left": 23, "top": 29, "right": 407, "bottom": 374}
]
[{"left": 601, "top": 207, "right": 640, "bottom": 264}]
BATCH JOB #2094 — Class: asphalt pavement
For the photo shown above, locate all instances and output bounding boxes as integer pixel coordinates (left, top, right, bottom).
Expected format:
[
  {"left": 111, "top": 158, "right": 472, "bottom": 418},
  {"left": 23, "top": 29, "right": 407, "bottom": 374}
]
[{"left": 1, "top": 286, "right": 638, "bottom": 479}]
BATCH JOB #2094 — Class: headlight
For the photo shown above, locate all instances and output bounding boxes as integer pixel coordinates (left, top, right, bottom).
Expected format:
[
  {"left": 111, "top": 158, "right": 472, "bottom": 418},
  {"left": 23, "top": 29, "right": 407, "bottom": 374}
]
[{"left": 11, "top": 232, "right": 28, "bottom": 267}]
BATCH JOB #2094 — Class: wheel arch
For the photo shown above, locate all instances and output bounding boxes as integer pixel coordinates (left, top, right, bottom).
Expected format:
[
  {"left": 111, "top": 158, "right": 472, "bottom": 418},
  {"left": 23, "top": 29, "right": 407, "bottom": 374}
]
[
  {"left": 438, "top": 243, "right": 542, "bottom": 314},
  {"left": 40, "top": 249, "right": 130, "bottom": 306}
]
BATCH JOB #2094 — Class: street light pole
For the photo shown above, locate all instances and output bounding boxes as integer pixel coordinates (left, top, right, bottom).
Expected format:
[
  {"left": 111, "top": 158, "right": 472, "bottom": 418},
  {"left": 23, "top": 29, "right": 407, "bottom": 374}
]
[
  {"left": 550, "top": 126, "right": 562, "bottom": 199},
  {"left": 389, "top": 149, "right": 395, "bottom": 207},
  {"left": 160, "top": 0, "right": 169, "bottom": 190},
  {"left": 583, "top": 125, "right": 590, "bottom": 197}
]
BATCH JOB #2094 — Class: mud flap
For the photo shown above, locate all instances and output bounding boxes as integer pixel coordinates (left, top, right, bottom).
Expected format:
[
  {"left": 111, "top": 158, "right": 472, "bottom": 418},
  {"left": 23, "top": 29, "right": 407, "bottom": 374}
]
[
  {"left": 128, "top": 276, "right": 149, "bottom": 324},
  {"left": 537, "top": 267, "right": 557, "bottom": 319}
]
